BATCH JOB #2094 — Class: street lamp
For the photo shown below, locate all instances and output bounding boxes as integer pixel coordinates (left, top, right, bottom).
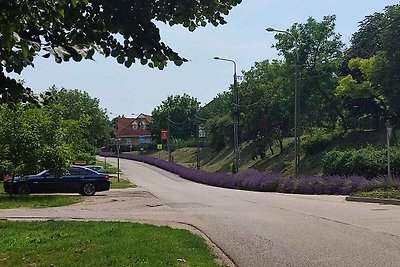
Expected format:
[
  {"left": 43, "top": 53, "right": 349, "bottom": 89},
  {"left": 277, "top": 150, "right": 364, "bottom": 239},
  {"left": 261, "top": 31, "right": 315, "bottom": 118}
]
[
  {"left": 266, "top": 27, "right": 300, "bottom": 177},
  {"left": 214, "top": 56, "right": 240, "bottom": 173}
]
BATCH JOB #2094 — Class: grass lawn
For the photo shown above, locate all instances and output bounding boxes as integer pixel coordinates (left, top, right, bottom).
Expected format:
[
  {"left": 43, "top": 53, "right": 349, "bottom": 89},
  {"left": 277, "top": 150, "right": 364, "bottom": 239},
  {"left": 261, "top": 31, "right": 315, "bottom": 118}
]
[
  {"left": 110, "top": 176, "right": 133, "bottom": 189},
  {"left": 0, "top": 184, "right": 82, "bottom": 209},
  {"left": 0, "top": 220, "right": 221, "bottom": 267},
  {"left": 351, "top": 189, "right": 400, "bottom": 200}
]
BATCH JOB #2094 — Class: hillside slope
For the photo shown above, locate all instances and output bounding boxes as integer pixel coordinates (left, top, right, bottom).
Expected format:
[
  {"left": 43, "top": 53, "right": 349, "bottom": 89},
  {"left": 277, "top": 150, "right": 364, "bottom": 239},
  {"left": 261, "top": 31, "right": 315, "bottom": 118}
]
[{"left": 148, "top": 130, "right": 398, "bottom": 176}]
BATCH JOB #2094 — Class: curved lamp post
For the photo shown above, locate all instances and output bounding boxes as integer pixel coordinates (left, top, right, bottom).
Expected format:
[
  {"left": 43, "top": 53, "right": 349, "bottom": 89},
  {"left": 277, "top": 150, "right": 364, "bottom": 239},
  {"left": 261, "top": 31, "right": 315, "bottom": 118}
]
[
  {"left": 214, "top": 56, "right": 240, "bottom": 173},
  {"left": 266, "top": 27, "right": 300, "bottom": 178}
]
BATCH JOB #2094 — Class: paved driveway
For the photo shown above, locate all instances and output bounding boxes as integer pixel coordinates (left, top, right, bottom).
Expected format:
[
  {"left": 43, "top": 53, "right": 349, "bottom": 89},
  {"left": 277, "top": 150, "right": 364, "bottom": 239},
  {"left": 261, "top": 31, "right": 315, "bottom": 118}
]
[{"left": 2, "top": 158, "right": 400, "bottom": 267}]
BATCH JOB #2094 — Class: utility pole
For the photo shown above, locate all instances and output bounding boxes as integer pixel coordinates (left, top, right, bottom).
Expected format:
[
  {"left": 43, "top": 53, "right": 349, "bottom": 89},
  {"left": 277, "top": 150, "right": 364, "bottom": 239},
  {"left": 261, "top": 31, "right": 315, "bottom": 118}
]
[
  {"left": 386, "top": 121, "right": 393, "bottom": 179},
  {"left": 196, "top": 115, "right": 200, "bottom": 169},
  {"left": 167, "top": 109, "right": 172, "bottom": 161},
  {"left": 117, "top": 137, "right": 120, "bottom": 182},
  {"left": 233, "top": 69, "right": 239, "bottom": 173}
]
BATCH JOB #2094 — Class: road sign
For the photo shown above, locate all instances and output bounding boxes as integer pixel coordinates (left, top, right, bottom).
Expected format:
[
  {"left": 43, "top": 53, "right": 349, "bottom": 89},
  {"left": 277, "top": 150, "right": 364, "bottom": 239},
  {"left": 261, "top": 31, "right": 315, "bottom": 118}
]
[
  {"left": 387, "top": 125, "right": 394, "bottom": 138},
  {"left": 199, "top": 128, "right": 206, "bottom": 138},
  {"left": 139, "top": 135, "right": 145, "bottom": 144},
  {"left": 157, "top": 144, "right": 163, "bottom": 150},
  {"left": 161, "top": 130, "right": 168, "bottom": 140}
]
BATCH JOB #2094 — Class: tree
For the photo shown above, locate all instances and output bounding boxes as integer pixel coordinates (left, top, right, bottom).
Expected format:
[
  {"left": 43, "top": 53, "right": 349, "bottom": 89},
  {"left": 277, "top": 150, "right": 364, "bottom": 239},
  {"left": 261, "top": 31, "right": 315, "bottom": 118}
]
[
  {"left": 48, "top": 87, "right": 110, "bottom": 148},
  {"left": 0, "top": 0, "right": 242, "bottom": 105},
  {"left": 345, "top": 4, "right": 400, "bottom": 125},
  {"left": 149, "top": 94, "right": 200, "bottom": 141},
  {"left": 273, "top": 15, "right": 347, "bottom": 131},
  {"left": 0, "top": 86, "right": 110, "bottom": 181},
  {"left": 0, "top": 105, "right": 73, "bottom": 178},
  {"left": 238, "top": 60, "right": 292, "bottom": 156},
  {"left": 336, "top": 56, "right": 388, "bottom": 130},
  {"left": 201, "top": 92, "right": 233, "bottom": 151}
]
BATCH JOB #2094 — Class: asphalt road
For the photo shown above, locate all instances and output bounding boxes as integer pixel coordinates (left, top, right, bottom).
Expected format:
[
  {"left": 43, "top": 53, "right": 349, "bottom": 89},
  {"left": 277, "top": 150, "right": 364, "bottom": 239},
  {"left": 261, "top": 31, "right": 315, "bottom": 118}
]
[
  {"left": 108, "top": 158, "right": 400, "bottom": 267},
  {"left": 2, "top": 157, "right": 400, "bottom": 267}
]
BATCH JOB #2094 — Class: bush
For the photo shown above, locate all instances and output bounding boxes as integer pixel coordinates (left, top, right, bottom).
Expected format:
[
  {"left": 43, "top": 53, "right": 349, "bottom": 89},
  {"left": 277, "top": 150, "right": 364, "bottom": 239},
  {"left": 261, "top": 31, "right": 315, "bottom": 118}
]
[
  {"left": 277, "top": 175, "right": 377, "bottom": 195},
  {"left": 74, "top": 152, "right": 95, "bottom": 165},
  {"left": 301, "top": 128, "right": 337, "bottom": 155},
  {"left": 322, "top": 146, "right": 400, "bottom": 178}
]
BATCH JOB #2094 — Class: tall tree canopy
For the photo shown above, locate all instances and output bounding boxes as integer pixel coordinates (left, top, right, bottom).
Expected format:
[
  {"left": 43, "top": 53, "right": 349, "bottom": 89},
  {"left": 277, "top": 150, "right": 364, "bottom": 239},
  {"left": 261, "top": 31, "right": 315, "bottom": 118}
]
[
  {"left": 0, "top": 0, "right": 242, "bottom": 104},
  {"left": 0, "top": 87, "right": 110, "bottom": 178},
  {"left": 273, "top": 15, "right": 346, "bottom": 131},
  {"left": 238, "top": 60, "right": 292, "bottom": 155},
  {"left": 344, "top": 4, "right": 400, "bottom": 126},
  {"left": 149, "top": 94, "right": 200, "bottom": 141},
  {"left": 48, "top": 87, "right": 110, "bottom": 148}
]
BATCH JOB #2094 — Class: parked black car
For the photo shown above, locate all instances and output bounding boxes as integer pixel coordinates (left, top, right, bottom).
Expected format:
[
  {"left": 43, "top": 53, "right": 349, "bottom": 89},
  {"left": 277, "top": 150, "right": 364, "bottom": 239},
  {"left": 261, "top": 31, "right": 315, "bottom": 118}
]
[{"left": 3, "top": 166, "right": 110, "bottom": 196}]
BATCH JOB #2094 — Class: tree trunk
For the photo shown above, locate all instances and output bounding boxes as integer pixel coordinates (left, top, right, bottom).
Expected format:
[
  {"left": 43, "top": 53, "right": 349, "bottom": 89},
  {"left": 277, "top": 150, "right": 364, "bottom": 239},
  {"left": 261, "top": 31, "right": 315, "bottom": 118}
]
[
  {"left": 279, "top": 139, "right": 284, "bottom": 153},
  {"left": 269, "top": 144, "right": 274, "bottom": 155},
  {"left": 315, "top": 79, "right": 348, "bottom": 133}
]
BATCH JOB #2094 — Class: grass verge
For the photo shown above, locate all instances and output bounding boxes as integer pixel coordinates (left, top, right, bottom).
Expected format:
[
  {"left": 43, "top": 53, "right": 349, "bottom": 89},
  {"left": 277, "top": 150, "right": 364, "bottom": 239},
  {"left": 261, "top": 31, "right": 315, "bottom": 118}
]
[
  {"left": 110, "top": 176, "right": 133, "bottom": 189},
  {"left": 96, "top": 160, "right": 118, "bottom": 174},
  {"left": 0, "top": 185, "right": 82, "bottom": 209},
  {"left": 351, "top": 189, "right": 400, "bottom": 200},
  {"left": 0, "top": 220, "right": 221, "bottom": 267}
]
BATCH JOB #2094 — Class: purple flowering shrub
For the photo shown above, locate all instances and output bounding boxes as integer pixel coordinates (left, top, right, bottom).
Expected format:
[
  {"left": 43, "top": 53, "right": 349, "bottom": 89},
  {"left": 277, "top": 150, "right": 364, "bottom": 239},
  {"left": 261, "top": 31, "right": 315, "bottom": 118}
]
[
  {"left": 278, "top": 175, "right": 377, "bottom": 195},
  {"left": 100, "top": 152, "right": 380, "bottom": 195}
]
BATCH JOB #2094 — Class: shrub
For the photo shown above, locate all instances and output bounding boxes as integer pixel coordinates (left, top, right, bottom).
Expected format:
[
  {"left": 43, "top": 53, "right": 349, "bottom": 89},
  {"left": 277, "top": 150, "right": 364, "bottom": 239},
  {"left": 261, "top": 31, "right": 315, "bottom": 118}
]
[
  {"left": 301, "top": 128, "right": 337, "bottom": 155},
  {"left": 74, "top": 152, "right": 95, "bottom": 165},
  {"left": 322, "top": 146, "right": 400, "bottom": 178},
  {"left": 277, "top": 175, "right": 377, "bottom": 195}
]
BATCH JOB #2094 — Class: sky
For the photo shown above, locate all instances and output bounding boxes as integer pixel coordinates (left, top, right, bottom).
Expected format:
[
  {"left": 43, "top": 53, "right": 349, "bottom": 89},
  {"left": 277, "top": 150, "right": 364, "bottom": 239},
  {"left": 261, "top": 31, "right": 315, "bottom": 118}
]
[{"left": 12, "top": 0, "right": 399, "bottom": 117}]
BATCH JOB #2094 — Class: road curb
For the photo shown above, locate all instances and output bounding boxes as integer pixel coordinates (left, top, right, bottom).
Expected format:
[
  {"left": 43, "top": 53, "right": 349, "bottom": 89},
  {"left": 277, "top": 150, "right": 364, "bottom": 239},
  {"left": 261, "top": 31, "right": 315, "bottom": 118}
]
[{"left": 345, "top": 196, "right": 400, "bottom": 206}]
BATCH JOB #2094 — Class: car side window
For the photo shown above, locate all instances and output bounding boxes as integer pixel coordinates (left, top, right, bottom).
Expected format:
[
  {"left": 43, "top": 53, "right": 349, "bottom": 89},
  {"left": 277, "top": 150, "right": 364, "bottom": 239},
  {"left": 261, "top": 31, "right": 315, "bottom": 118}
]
[
  {"left": 69, "top": 167, "right": 81, "bottom": 176},
  {"left": 81, "top": 169, "right": 93, "bottom": 175},
  {"left": 44, "top": 172, "right": 56, "bottom": 179}
]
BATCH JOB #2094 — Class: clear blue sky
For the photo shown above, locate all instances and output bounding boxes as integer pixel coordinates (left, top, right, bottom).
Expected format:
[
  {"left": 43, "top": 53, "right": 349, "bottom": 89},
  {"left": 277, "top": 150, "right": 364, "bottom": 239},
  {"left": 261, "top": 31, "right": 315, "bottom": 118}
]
[{"left": 13, "top": 0, "right": 399, "bottom": 117}]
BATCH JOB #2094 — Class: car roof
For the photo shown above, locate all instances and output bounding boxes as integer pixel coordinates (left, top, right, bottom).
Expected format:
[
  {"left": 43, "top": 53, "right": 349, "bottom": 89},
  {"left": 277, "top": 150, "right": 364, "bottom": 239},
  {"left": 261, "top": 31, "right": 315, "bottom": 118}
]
[{"left": 84, "top": 165, "right": 103, "bottom": 168}]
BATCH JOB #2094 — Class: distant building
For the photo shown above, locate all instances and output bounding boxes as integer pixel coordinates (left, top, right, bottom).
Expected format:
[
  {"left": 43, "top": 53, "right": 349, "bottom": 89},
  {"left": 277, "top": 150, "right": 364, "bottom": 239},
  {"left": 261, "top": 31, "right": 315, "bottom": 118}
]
[{"left": 116, "top": 114, "right": 152, "bottom": 146}]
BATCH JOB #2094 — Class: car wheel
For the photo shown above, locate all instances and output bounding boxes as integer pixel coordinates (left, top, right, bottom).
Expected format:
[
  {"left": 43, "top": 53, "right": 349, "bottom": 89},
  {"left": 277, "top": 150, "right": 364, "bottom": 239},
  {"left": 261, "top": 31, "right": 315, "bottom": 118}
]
[
  {"left": 17, "top": 183, "right": 30, "bottom": 195},
  {"left": 81, "top": 183, "right": 96, "bottom": 196}
]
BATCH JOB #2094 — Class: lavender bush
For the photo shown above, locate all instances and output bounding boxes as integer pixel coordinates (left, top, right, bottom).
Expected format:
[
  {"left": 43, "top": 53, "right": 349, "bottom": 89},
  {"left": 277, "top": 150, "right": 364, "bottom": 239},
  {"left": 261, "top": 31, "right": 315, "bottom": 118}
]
[{"left": 100, "top": 152, "right": 381, "bottom": 195}]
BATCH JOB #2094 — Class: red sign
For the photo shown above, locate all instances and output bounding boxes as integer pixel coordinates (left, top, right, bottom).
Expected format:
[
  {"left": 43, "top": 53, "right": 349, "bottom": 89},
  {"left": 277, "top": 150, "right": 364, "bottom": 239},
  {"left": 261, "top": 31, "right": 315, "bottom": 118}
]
[{"left": 161, "top": 130, "right": 168, "bottom": 140}]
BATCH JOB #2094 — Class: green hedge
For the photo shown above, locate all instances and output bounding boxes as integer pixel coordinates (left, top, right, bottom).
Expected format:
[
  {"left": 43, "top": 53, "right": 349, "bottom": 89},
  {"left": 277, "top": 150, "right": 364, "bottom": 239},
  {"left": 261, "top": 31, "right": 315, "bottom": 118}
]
[
  {"left": 301, "top": 128, "right": 337, "bottom": 155},
  {"left": 322, "top": 146, "right": 400, "bottom": 178}
]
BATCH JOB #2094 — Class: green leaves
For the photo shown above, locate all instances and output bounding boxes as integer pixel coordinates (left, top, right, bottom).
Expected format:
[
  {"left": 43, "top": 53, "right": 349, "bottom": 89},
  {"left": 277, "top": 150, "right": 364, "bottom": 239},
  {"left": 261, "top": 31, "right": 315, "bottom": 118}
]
[
  {"left": 1, "top": 0, "right": 242, "bottom": 105},
  {"left": 150, "top": 94, "right": 200, "bottom": 141},
  {"left": 71, "top": 0, "right": 78, "bottom": 8}
]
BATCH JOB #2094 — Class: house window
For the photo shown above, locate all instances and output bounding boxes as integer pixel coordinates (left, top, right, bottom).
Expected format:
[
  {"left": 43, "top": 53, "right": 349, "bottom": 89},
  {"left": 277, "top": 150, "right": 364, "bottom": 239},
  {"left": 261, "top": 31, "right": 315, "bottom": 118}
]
[
  {"left": 121, "top": 138, "right": 131, "bottom": 145},
  {"left": 141, "top": 122, "right": 146, "bottom": 130},
  {"left": 132, "top": 122, "right": 138, "bottom": 130}
]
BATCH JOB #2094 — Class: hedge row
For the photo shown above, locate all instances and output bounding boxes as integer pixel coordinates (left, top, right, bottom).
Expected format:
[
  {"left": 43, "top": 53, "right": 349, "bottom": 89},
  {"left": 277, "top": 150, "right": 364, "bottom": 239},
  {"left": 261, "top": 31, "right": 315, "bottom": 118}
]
[
  {"left": 101, "top": 152, "right": 381, "bottom": 195},
  {"left": 322, "top": 146, "right": 400, "bottom": 178}
]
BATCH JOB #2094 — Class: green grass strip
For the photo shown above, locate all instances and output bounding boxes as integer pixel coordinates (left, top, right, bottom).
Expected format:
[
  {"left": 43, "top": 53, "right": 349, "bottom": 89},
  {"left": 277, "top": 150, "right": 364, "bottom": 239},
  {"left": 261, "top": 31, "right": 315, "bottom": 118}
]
[
  {"left": 110, "top": 176, "right": 133, "bottom": 189},
  {"left": 0, "top": 186, "right": 83, "bottom": 209},
  {"left": 0, "top": 221, "right": 221, "bottom": 267},
  {"left": 352, "top": 189, "right": 400, "bottom": 200}
]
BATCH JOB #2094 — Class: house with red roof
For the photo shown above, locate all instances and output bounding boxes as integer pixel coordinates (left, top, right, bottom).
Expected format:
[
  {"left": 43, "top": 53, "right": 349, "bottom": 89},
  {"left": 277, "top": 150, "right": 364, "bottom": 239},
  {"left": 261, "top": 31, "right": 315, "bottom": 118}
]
[{"left": 115, "top": 114, "right": 152, "bottom": 146}]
